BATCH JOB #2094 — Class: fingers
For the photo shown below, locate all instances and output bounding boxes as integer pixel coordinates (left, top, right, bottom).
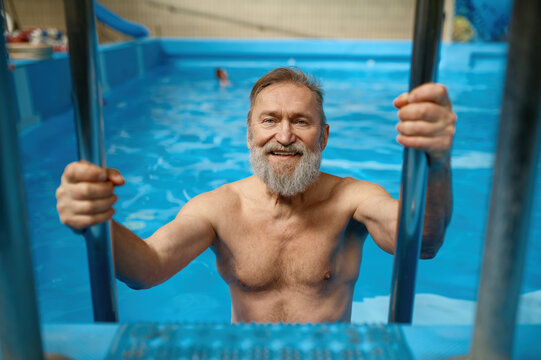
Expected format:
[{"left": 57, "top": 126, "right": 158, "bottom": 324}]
[
  {"left": 56, "top": 160, "right": 125, "bottom": 230},
  {"left": 106, "top": 168, "right": 125, "bottom": 186},
  {"left": 396, "top": 115, "right": 456, "bottom": 153},
  {"left": 59, "top": 181, "right": 115, "bottom": 200},
  {"left": 408, "top": 83, "right": 451, "bottom": 108},
  {"left": 61, "top": 209, "right": 116, "bottom": 229},
  {"left": 396, "top": 119, "right": 454, "bottom": 138},
  {"left": 394, "top": 83, "right": 456, "bottom": 154},
  {"left": 62, "top": 160, "right": 125, "bottom": 185},
  {"left": 59, "top": 193, "right": 116, "bottom": 227},
  {"left": 397, "top": 102, "right": 456, "bottom": 134},
  {"left": 56, "top": 194, "right": 117, "bottom": 220},
  {"left": 396, "top": 133, "right": 454, "bottom": 153},
  {"left": 397, "top": 102, "right": 451, "bottom": 124},
  {"left": 69, "top": 194, "right": 118, "bottom": 215},
  {"left": 62, "top": 160, "right": 106, "bottom": 183},
  {"left": 56, "top": 185, "right": 118, "bottom": 228},
  {"left": 393, "top": 83, "right": 452, "bottom": 109},
  {"left": 393, "top": 93, "right": 409, "bottom": 109}
]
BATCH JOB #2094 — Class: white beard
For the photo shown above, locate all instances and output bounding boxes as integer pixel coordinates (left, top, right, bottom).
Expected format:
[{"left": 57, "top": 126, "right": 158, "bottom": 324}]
[{"left": 249, "top": 141, "right": 321, "bottom": 197}]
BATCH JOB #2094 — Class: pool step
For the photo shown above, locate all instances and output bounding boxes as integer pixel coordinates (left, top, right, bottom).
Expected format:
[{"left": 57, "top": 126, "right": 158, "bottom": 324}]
[{"left": 106, "top": 323, "right": 413, "bottom": 360}]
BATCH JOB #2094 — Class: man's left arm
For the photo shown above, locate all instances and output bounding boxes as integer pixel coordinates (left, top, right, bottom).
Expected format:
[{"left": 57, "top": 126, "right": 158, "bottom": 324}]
[{"left": 393, "top": 83, "right": 456, "bottom": 259}]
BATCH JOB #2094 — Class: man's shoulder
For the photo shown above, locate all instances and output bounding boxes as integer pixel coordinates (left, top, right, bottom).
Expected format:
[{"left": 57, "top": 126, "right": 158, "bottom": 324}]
[
  {"left": 187, "top": 176, "right": 255, "bottom": 207},
  {"left": 315, "top": 173, "right": 392, "bottom": 212},
  {"left": 318, "top": 172, "right": 384, "bottom": 195},
  {"left": 316, "top": 173, "right": 395, "bottom": 223}
]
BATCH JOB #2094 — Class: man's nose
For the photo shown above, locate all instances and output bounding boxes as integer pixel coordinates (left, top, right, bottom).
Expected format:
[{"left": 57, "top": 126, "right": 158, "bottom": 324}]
[{"left": 275, "top": 121, "right": 296, "bottom": 145}]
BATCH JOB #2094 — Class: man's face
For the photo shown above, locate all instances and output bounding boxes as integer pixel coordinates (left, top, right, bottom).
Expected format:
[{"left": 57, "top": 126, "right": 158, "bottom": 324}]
[{"left": 247, "top": 82, "right": 329, "bottom": 196}]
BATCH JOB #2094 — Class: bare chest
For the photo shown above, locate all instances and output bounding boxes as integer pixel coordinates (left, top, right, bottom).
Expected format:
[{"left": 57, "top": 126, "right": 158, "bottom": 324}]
[{"left": 213, "top": 211, "right": 364, "bottom": 293}]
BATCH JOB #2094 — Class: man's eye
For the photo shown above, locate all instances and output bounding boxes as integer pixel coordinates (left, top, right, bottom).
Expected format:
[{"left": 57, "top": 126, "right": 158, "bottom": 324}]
[
  {"left": 297, "top": 119, "right": 308, "bottom": 125},
  {"left": 263, "top": 118, "right": 275, "bottom": 124}
]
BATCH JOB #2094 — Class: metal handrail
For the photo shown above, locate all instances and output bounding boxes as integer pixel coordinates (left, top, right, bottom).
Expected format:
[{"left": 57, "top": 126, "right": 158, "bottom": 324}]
[
  {"left": 388, "top": 0, "right": 444, "bottom": 324},
  {"left": 63, "top": 0, "right": 118, "bottom": 322},
  {"left": 0, "top": 3, "right": 45, "bottom": 357},
  {"left": 470, "top": 0, "right": 541, "bottom": 358}
]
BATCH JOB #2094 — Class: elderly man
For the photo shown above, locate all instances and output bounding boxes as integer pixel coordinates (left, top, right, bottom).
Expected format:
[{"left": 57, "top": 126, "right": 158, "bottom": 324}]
[{"left": 56, "top": 67, "right": 455, "bottom": 323}]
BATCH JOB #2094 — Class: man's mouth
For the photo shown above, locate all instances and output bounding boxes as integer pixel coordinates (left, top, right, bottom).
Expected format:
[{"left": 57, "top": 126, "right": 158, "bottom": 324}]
[{"left": 269, "top": 150, "right": 301, "bottom": 157}]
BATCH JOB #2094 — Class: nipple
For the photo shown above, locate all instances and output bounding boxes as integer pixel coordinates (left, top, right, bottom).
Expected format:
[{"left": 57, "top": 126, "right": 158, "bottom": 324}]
[{"left": 324, "top": 271, "right": 332, "bottom": 280}]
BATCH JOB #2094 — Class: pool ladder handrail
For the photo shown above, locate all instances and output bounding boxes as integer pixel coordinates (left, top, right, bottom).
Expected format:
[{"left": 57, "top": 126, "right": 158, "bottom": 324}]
[
  {"left": 63, "top": 0, "right": 118, "bottom": 322},
  {"left": 0, "top": 1, "right": 45, "bottom": 357},
  {"left": 470, "top": 0, "right": 541, "bottom": 358},
  {"left": 388, "top": 0, "right": 444, "bottom": 324}
]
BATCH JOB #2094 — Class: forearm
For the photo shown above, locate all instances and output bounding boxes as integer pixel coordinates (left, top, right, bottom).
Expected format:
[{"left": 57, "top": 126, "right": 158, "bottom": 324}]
[
  {"left": 111, "top": 220, "right": 161, "bottom": 289},
  {"left": 421, "top": 154, "right": 453, "bottom": 258}
]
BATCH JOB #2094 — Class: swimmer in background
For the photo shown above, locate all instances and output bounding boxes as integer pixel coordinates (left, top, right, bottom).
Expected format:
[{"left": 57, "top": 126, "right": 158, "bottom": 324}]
[{"left": 216, "top": 68, "right": 231, "bottom": 87}]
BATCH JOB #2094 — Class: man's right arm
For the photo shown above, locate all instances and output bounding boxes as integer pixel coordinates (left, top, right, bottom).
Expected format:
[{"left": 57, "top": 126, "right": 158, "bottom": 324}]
[{"left": 56, "top": 161, "right": 216, "bottom": 290}]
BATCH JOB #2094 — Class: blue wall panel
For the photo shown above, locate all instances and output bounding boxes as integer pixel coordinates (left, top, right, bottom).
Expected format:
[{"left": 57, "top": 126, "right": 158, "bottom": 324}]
[
  {"left": 102, "top": 44, "right": 139, "bottom": 89},
  {"left": 25, "top": 56, "right": 72, "bottom": 119}
]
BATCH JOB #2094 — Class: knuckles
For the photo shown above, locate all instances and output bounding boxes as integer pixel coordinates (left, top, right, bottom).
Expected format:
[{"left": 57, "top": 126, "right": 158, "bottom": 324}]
[
  {"left": 64, "top": 161, "right": 103, "bottom": 182},
  {"left": 78, "top": 200, "right": 95, "bottom": 214},
  {"left": 63, "top": 162, "right": 76, "bottom": 176},
  {"left": 419, "top": 83, "right": 449, "bottom": 103},
  {"left": 449, "top": 112, "right": 458, "bottom": 125},
  {"left": 57, "top": 209, "right": 74, "bottom": 227},
  {"left": 417, "top": 103, "right": 432, "bottom": 120},
  {"left": 64, "top": 161, "right": 85, "bottom": 179},
  {"left": 79, "top": 182, "right": 94, "bottom": 198},
  {"left": 432, "top": 84, "right": 448, "bottom": 99},
  {"left": 446, "top": 124, "right": 456, "bottom": 137},
  {"left": 55, "top": 186, "right": 64, "bottom": 200}
]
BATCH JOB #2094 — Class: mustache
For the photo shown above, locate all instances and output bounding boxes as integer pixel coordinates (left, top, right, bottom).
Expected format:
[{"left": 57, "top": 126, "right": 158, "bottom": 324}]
[{"left": 262, "top": 142, "right": 305, "bottom": 154}]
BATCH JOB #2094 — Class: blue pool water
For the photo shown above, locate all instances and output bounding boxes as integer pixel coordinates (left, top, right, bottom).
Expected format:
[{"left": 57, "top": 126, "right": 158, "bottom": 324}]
[{"left": 18, "top": 54, "right": 541, "bottom": 324}]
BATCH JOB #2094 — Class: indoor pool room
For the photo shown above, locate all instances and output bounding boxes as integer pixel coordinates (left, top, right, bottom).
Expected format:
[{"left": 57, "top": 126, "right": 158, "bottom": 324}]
[{"left": 1, "top": 0, "right": 540, "bottom": 359}]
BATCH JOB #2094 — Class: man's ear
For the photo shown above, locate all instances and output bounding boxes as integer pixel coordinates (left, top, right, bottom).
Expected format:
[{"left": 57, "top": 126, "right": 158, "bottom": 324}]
[
  {"left": 321, "top": 124, "right": 330, "bottom": 151},
  {"left": 247, "top": 127, "right": 252, "bottom": 149}
]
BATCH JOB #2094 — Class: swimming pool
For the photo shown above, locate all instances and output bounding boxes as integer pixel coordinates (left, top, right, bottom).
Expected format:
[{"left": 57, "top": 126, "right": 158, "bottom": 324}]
[{"left": 15, "top": 39, "right": 540, "bottom": 324}]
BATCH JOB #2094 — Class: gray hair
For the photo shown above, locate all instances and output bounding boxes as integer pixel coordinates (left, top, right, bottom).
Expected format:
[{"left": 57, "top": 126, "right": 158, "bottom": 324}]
[{"left": 246, "top": 67, "right": 326, "bottom": 126}]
